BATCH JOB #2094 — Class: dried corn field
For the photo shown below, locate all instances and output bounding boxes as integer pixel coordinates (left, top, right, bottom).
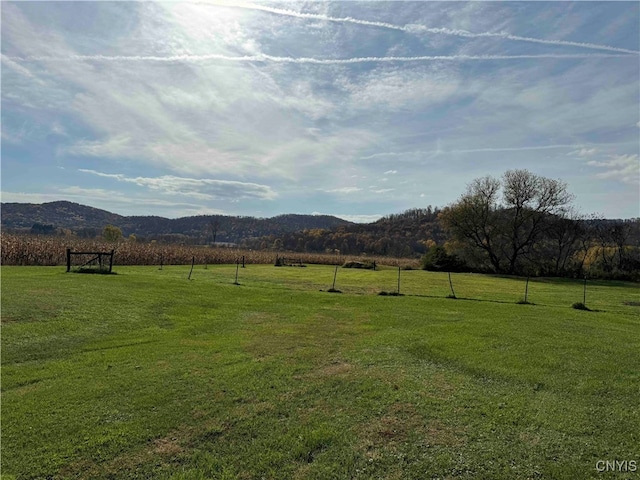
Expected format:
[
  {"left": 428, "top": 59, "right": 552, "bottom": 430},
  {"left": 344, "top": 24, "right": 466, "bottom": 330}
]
[{"left": 0, "top": 234, "right": 419, "bottom": 269}]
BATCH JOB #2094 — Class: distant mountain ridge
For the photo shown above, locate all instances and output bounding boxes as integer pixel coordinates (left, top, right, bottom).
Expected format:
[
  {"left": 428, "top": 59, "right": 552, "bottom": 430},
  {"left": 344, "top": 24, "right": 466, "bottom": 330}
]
[{"left": 0, "top": 201, "right": 354, "bottom": 243}]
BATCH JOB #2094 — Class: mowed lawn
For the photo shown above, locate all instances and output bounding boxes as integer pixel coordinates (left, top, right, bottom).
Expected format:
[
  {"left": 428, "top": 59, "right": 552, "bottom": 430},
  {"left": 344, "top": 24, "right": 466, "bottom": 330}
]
[{"left": 1, "top": 265, "right": 639, "bottom": 479}]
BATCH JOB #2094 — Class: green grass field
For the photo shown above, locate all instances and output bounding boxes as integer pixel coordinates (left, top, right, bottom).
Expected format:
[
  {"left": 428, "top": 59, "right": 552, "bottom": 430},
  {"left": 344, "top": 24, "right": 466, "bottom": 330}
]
[{"left": 2, "top": 265, "right": 639, "bottom": 479}]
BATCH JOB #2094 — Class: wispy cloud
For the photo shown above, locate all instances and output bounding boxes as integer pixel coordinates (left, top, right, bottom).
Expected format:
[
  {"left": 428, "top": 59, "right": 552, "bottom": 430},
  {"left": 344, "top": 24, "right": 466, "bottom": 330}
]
[
  {"left": 587, "top": 154, "right": 639, "bottom": 185},
  {"left": 372, "top": 188, "right": 395, "bottom": 194},
  {"left": 342, "top": 69, "right": 459, "bottom": 110},
  {"left": 0, "top": 188, "right": 210, "bottom": 211},
  {"left": 568, "top": 148, "right": 599, "bottom": 157},
  {"left": 1, "top": 54, "right": 43, "bottom": 81},
  {"left": 361, "top": 143, "right": 614, "bottom": 161},
  {"left": 58, "top": 187, "right": 227, "bottom": 216},
  {"left": 79, "top": 169, "right": 278, "bottom": 200},
  {"left": 64, "top": 136, "right": 133, "bottom": 158},
  {"left": 444, "top": 144, "right": 610, "bottom": 154},
  {"left": 324, "top": 187, "right": 362, "bottom": 194},
  {"left": 1, "top": 191, "right": 83, "bottom": 204}
]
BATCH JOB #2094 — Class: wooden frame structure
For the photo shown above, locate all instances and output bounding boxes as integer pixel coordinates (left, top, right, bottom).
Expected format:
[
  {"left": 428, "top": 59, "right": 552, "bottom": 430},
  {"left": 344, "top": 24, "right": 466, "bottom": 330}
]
[{"left": 66, "top": 248, "right": 115, "bottom": 273}]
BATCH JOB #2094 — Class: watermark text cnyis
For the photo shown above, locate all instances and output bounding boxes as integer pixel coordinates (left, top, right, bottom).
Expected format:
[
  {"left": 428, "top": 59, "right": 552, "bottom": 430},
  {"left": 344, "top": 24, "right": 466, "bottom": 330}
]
[{"left": 595, "top": 460, "right": 637, "bottom": 473}]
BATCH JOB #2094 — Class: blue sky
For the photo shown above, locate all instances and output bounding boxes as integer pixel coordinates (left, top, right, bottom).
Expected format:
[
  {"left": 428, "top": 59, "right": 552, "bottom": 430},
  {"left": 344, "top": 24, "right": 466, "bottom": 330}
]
[{"left": 2, "top": 1, "right": 638, "bottom": 221}]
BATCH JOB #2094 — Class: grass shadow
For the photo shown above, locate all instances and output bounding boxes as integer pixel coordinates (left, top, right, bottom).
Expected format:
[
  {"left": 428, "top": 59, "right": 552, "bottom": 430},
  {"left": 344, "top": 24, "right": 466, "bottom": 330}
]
[{"left": 72, "top": 268, "right": 117, "bottom": 275}]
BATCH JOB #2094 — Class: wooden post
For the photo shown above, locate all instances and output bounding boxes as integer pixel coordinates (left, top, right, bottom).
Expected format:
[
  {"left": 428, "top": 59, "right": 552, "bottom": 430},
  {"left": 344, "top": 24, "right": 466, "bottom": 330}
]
[
  {"left": 448, "top": 271, "right": 456, "bottom": 298},
  {"left": 583, "top": 275, "right": 587, "bottom": 305},
  {"left": 66, "top": 248, "right": 71, "bottom": 272},
  {"left": 109, "top": 250, "right": 114, "bottom": 273},
  {"left": 332, "top": 265, "right": 338, "bottom": 290},
  {"left": 235, "top": 260, "right": 240, "bottom": 284},
  {"left": 188, "top": 256, "right": 195, "bottom": 280},
  {"left": 397, "top": 266, "right": 401, "bottom": 295},
  {"left": 524, "top": 276, "right": 530, "bottom": 303},
  {"left": 242, "top": 255, "right": 245, "bottom": 268}
]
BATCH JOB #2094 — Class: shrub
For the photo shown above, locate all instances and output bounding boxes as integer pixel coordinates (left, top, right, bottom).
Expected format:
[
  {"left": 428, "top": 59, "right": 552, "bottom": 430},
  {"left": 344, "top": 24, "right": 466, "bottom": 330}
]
[
  {"left": 421, "top": 246, "right": 465, "bottom": 272},
  {"left": 343, "top": 261, "right": 375, "bottom": 269}
]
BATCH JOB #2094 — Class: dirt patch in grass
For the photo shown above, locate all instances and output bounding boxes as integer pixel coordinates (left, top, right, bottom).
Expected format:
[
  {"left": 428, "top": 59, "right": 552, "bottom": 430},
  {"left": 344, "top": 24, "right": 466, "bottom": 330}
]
[
  {"left": 425, "top": 419, "right": 466, "bottom": 447},
  {"left": 58, "top": 459, "right": 97, "bottom": 479},
  {"left": 241, "top": 311, "right": 280, "bottom": 325},
  {"left": 299, "top": 360, "right": 354, "bottom": 379},
  {"left": 318, "top": 361, "right": 353, "bottom": 377},
  {"left": 421, "top": 371, "right": 458, "bottom": 401},
  {"left": 244, "top": 329, "right": 302, "bottom": 360},
  {"left": 152, "top": 436, "right": 184, "bottom": 456},
  {"left": 358, "top": 403, "right": 423, "bottom": 447},
  {"left": 2, "top": 378, "right": 44, "bottom": 395},
  {"left": 519, "top": 431, "right": 542, "bottom": 447},
  {"left": 59, "top": 420, "right": 226, "bottom": 479},
  {"left": 292, "top": 462, "right": 314, "bottom": 480},
  {"left": 356, "top": 401, "right": 466, "bottom": 458},
  {"left": 10, "top": 380, "right": 43, "bottom": 396}
]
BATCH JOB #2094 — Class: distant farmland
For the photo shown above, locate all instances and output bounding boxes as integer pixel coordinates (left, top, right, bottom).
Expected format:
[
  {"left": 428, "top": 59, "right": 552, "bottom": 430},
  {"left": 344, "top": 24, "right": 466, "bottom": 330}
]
[{"left": 0, "top": 234, "right": 419, "bottom": 269}]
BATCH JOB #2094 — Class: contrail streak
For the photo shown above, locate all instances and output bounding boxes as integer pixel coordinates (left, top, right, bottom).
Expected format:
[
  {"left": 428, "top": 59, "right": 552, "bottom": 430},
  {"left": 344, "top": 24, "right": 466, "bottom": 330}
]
[
  {"left": 8, "top": 53, "right": 630, "bottom": 64},
  {"left": 228, "top": 3, "right": 639, "bottom": 55},
  {"left": 358, "top": 143, "right": 620, "bottom": 160}
]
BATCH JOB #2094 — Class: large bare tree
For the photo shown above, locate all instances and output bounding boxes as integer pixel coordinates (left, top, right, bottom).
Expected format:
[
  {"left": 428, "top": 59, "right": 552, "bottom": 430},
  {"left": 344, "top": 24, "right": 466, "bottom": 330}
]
[
  {"left": 440, "top": 170, "right": 574, "bottom": 274},
  {"left": 501, "top": 170, "right": 574, "bottom": 273},
  {"left": 439, "top": 176, "right": 504, "bottom": 272}
]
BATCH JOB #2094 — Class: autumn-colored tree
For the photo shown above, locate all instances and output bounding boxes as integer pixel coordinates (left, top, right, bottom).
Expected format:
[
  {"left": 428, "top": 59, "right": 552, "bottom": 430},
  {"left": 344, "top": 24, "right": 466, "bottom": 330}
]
[{"left": 102, "top": 224, "right": 123, "bottom": 242}]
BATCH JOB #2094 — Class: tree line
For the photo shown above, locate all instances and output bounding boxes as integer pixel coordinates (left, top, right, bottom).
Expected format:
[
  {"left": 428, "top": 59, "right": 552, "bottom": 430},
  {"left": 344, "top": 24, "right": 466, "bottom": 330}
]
[
  {"left": 241, "top": 207, "right": 447, "bottom": 257},
  {"left": 14, "top": 171, "right": 639, "bottom": 280},
  {"left": 436, "top": 170, "right": 639, "bottom": 279},
  {"left": 241, "top": 171, "right": 638, "bottom": 280}
]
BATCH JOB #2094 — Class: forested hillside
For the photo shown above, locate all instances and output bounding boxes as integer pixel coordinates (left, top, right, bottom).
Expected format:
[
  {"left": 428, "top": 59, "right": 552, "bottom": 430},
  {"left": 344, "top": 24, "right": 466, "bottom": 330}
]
[
  {"left": 242, "top": 207, "right": 446, "bottom": 257},
  {"left": 1, "top": 201, "right": 353, "bottom": 243}
]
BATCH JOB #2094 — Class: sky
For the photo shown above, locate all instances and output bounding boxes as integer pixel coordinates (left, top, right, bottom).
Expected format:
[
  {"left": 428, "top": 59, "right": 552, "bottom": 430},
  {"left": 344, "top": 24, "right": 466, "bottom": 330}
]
[{"left": 1, "top": 1, "right": 639, "bottom": 222}]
